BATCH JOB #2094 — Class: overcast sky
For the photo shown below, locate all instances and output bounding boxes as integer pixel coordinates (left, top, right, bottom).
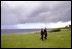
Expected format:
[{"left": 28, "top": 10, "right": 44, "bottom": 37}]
[{"left": 1, "top": 1, "right": 71, "bottom": 29}]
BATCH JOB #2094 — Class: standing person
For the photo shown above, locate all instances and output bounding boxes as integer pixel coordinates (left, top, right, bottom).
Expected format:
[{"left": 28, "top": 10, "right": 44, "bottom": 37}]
[
  {"left": 44, "top": 28, "right": 47, "bottom": 39},
  {"left": 40, "top": 28, "right": 44, "bottom": 40}
]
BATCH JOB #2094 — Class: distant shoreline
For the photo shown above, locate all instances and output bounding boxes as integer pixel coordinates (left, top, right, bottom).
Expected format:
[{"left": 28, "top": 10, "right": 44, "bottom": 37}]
[
  {"left": 1, "top": 29, "right": 51, "bottom": 34},
  {"left": 1, "top": 31, "right": 39, "bottom": 35},
  {"left": 1, "top": 29, "right": 41, "bottom": 34}
]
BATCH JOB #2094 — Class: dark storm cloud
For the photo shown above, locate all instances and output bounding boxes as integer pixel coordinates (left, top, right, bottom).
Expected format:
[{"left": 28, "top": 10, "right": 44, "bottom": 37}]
[{"left": 1, "top": 1, "right": 71, "bottom": 25}]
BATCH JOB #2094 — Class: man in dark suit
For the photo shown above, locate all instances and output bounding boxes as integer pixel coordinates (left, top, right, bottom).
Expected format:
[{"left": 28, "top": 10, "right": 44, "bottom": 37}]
[
  {"left": 40, "top": 28, "right": 44, "bottom": 40},
  {"left": 44, "top": 28, "right": 47, "bottom": 39}
]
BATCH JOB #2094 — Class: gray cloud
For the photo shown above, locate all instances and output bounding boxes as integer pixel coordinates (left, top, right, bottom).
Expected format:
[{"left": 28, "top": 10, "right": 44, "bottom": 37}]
[
  {"left": 1, "top": 2, "right": 19, "bottom": 25},
  {"left": 1, "top": 1, "right": 71, "bottom": 25}
]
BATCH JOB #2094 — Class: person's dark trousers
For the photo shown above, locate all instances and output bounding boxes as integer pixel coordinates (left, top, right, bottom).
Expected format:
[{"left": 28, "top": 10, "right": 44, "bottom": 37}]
[
  {"left": 44, "top": 34, "right": 47, "bottom": 39},
  {"left": 41, "top": 35, "right": 43, "bottom": 40}
]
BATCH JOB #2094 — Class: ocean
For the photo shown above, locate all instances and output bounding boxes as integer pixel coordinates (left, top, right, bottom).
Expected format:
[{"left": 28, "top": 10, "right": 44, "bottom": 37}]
[{"left": 1, "top": 29, "right": 42, "bottom": 34}]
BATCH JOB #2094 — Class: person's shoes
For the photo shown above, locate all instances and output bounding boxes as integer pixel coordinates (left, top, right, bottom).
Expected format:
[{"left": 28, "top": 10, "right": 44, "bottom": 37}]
[{"left": 45, "top": 38, "right": 47, "bottom": 40}]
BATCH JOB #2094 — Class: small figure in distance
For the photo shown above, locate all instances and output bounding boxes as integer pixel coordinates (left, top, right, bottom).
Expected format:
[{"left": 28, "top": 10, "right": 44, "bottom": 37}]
[
  {"left": 44, "top": 27, "right": 47, "bottom": 39},
  {"left": 40, "top": 28, "right": 44, "bottom": 40}
]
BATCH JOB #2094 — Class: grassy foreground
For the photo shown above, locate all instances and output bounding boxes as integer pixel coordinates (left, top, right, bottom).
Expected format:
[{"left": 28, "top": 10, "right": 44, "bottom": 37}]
[{"left": 1, "top": 28, "right": 71, "bottom": 48}]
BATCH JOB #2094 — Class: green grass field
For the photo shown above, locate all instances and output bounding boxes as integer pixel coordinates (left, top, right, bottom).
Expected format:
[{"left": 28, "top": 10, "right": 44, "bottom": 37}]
[{"left": 1, "top": 28, "right": 71, "bottom": 48}]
